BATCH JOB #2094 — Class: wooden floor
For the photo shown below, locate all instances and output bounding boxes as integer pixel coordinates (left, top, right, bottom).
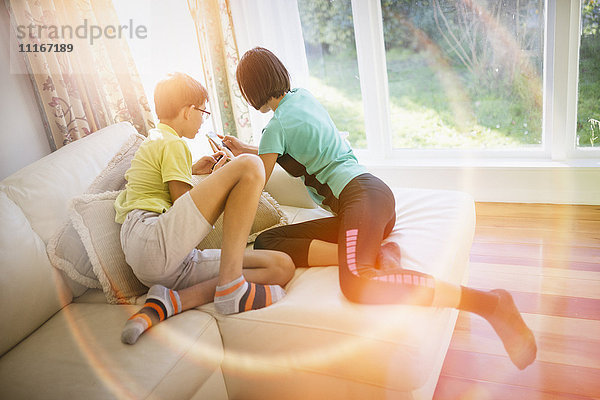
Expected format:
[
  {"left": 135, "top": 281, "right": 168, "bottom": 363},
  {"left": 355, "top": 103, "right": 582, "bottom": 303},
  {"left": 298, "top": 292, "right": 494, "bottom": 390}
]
[{"left": 433, "top": 203, "right": 600, "bottom": 400}]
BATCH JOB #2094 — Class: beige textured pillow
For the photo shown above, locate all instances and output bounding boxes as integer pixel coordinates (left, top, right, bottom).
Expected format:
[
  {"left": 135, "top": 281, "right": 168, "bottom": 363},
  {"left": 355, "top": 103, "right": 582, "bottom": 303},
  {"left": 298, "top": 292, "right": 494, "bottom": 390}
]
[
  {"left": 47, "top": 133, "right": 145, "bottom": 296},
  {"left": 46, "top": 221, "right": 101, "bottom": 294},
  {"left": 70, "top": 191, "right": 147, "bottom": 304},
  {"left": 191, "top": 175, "right": 288, "bottom": 250},
  {"left": 87, "top": 132, "right": 146, "bottom": 194}
]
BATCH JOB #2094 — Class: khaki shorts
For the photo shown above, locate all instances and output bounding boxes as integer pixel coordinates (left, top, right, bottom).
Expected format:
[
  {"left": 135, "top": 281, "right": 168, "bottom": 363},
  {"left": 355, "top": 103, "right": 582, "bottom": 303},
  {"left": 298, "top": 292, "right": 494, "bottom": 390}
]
[{"left": 120, "top": 191, "right": 221, "bottom": 290}]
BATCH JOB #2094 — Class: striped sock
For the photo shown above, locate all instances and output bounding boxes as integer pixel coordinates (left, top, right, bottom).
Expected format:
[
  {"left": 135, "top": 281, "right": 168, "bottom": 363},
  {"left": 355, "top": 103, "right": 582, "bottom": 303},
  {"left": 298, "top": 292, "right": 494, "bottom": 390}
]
[
  {"left": 214, "top": 275, "right": 285, "bottom": 315},
  {"left": 121, "top": 285, "right": 182, "bottom": 345}
]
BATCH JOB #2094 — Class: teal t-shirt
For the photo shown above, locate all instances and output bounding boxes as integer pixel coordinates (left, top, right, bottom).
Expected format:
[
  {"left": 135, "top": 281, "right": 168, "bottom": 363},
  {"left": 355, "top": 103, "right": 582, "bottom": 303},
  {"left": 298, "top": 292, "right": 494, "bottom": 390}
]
[{"left": 258, "top": 88, "right": 367, "bottom": 211}]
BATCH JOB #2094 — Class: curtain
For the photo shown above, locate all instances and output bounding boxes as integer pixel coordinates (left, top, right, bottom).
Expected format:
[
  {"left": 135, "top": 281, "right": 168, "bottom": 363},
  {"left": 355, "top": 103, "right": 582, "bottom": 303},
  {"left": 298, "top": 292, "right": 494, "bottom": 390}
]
[
  {"left": 228, "top": 0, "right": 310, "bottom": 143},
  {"left": 187, "top": 0, "right": 253, "bottom": 143},
  {"left": 7, "top": 0, "right": 154, "bottom": 151}
]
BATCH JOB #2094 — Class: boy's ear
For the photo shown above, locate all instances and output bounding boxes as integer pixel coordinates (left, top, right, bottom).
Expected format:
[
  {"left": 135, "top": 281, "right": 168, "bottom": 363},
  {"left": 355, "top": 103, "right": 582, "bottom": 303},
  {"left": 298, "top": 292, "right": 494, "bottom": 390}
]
[{"left": 182, "top": 105, "right": 193, "bottom": 120}]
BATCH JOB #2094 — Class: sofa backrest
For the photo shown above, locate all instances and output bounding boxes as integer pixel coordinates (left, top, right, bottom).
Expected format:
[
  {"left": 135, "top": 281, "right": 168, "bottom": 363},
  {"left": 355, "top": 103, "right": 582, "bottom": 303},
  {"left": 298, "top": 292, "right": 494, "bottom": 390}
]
[
  {"left": 0, "top": 191, "right": 72, "bottom": 356},
  {"left": 0, "top": 122, "right": 138, "bottom": 356},
  {"left": 1, "top": 122, "right": 139, "bottom": 243}
]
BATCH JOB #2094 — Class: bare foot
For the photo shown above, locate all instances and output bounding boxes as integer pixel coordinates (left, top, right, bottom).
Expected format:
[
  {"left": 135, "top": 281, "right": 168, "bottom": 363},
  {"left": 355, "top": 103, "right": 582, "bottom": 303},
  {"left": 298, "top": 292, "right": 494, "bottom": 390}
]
[
  {"left": 487, "top": 289, "right": 537, "bottom": 369},
  {"left": 375, "top": 242, "right": 402, "bottom": 271}
]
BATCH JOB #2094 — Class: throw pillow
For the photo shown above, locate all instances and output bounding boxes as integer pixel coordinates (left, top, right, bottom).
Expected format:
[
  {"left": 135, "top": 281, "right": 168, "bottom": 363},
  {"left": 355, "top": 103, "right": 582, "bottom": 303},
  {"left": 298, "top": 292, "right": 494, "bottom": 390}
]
[
  {"left": 70, "top": 191, "right": 147, "bottom": 304},
  {"left": 65, "top": 174, "right": 288, "bottom": 304},
  {"left": 87, "top": 132, "right": 146, "bottom": 193},
  {"left": 46, "top": 220, "right": 101, "bottom": 296},
  {"left": 47, "top": 132, "right": 145, "bottom": 296},
  {"left": 191, "top": 175, "right": 288, "bottom": 250}
]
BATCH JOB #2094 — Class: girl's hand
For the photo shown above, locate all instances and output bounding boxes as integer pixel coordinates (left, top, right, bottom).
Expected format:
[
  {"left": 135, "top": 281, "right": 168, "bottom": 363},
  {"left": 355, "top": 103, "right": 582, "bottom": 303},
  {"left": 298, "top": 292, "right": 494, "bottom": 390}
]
[
  {"left": 192, "top": 151, "right": 226, "bottom": 175},
  {"left": 220, "top": 134, "right": 246, "bottom": 157}
]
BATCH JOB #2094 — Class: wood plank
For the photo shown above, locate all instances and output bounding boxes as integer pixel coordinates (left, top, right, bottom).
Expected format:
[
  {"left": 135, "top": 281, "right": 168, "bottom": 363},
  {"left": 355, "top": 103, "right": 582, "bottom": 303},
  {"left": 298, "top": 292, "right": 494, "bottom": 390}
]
[
  {"left": 470, "top": 242, "right": 600, "bottom": 264},
  {"left": 476, "top": 291, "right": 600, "bottom": 320},
  {"left": 469, "top": 262, "right": 600, "bottom": 281},
  {"left": 434, "top": 375, "right": 594, "bottom": 400},
  {"left": 435, "top": 375, "right": 596, "bottom": 400},
  {"left": 465, "top": 267, "right": 600, "bottom": 300},
  {"left": 475, "top": 216, "right": 600, "bottom": 234},
  {"left": 475, "top": 202, "right": 600, "bottom": 220},
  {"left": 474, "top": 226, "right": 600, "bottom": 248},
  {"left": 455, "top": 313, "right": 600, "bottom": 342},
  {"left": 440, "top": 349, "right": 600, "bottom": 398},
  {"left": 470, "top": 254, "right": 600, "bottom": 272}
]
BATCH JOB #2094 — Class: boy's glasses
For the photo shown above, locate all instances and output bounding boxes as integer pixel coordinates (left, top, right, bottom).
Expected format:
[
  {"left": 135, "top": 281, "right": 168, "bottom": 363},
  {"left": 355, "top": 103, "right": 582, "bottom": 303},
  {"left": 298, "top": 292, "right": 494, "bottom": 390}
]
[{"left": 192, "top": 105, "right": 211, "bottom": 121}]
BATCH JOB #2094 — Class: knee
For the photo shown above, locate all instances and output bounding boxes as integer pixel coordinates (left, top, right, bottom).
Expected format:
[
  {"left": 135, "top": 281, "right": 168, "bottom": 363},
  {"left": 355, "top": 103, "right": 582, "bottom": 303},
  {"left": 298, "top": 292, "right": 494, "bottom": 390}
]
[
  {"left": 271, "top": 251, "right": 295, "bottom": 286},
  {"left": 235, "top": 154, "right": 265, "bottom": 184},
  {"left": 339, "top": 283, "right": 359, "bottom": 303},
  {"left": 338, "top": 273, "right": 362, "bottom": 303}
]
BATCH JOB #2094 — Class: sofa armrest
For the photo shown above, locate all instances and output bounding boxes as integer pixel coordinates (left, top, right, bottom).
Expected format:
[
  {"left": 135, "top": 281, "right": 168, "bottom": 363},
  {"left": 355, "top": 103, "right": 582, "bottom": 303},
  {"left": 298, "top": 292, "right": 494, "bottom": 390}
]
[{"left": 264, "top": 164, "right": 317, "bottom": 209}]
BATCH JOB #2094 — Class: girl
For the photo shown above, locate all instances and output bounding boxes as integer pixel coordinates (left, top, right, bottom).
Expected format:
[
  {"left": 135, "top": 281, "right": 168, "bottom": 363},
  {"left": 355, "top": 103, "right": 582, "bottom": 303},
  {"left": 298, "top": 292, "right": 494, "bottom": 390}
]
[{"left": 224, "top": 47, "right": 536, "bottom": 370}]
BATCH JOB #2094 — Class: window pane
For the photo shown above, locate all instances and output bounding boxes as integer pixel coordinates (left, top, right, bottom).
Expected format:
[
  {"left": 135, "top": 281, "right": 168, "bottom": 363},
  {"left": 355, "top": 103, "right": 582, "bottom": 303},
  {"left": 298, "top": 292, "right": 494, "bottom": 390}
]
[
  {"left": 577, "top": 0, "right": 600, "bottom": 148},
  {"left": 381, "top": 0, "right": 544, "bottom": 149},
  {"left": 113, "top": 0, "right": 214, "bottom": 159},
  {"left": 297, "top": 0, "right": 367, "bottom": 148}
]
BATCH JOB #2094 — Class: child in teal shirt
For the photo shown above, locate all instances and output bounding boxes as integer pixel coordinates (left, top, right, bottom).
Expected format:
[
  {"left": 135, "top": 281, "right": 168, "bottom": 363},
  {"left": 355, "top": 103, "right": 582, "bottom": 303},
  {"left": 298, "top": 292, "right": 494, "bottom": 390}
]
[{"left": 224, "top": 47, "right": 537, "bottom": 370}]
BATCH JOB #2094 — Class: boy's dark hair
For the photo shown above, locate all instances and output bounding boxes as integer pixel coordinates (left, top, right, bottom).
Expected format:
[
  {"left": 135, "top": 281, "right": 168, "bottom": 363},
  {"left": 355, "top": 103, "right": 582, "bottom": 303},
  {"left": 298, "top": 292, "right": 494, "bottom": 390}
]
[
  {"left": 154, "top": 72, "right": 208, "bottom": 120},
  {"left": 236, "top": 47, "right": 290, "bottom": 110}
]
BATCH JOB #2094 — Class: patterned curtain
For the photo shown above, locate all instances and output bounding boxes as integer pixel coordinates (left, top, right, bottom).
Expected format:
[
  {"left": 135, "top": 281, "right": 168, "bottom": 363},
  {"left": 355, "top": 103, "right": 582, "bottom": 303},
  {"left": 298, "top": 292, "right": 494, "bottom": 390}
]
[
  {"left": 7, "top": 0, "right": 154, "bottom": 151},
  {"left": 187, "top": 0, "right": 253, "bottom": 142}
]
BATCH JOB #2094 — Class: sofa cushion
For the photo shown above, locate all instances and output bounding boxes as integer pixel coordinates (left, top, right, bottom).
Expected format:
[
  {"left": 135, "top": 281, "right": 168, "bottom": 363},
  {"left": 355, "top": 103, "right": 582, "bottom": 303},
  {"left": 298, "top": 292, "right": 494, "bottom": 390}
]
[
  {"left": 264, "top": 163, "right": 317, "bottom": 209},
  {"left": 46, "top": 131, "right": 145, "bottom": 297},
  {"left": 0, "top": 191, "right": 72, "bottom": 357},
  {"left": 0, "top": 304, "right": 226, "bottom": 400},
  {"left": 70, "top": 191, "right": 147, "bottom": 304},
  {"left": 199, "top": 187, "right": 475, "bottom": 399},
  {"left": 1, "top": 122, "right": 138, "bottom": 243}
]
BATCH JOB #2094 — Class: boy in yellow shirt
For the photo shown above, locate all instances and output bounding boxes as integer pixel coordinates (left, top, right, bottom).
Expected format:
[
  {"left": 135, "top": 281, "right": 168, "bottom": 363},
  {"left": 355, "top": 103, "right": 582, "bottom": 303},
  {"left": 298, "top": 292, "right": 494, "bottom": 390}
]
[{"left": 115, "top": 73, "right": 293, "bottom": 344}]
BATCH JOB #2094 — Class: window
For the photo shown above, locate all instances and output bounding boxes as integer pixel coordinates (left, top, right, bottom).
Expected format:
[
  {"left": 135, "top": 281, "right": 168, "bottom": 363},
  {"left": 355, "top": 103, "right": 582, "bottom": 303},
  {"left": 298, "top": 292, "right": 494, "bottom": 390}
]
[
  {"left": 113, "top": 0, "right": 214, "bottom": 159},
  {"left": 381, "top": 0, "right": 544, "bottom": 149},
  {"left": 294, "top": 0, "right": 598, "bottom": 161},
  {"left": 577, "top": 0, "right": 600, "bottom": 148},
  {"left": 297, "top": 0, "right": 367, "bottom": 148}
]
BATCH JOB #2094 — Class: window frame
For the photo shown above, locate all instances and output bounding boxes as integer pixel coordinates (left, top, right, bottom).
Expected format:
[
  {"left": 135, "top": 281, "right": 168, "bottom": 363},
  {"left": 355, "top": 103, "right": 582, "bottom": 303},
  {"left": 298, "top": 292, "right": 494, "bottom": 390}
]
[{"left": 349, "top": 0, "right": 598, "bottom": 163}]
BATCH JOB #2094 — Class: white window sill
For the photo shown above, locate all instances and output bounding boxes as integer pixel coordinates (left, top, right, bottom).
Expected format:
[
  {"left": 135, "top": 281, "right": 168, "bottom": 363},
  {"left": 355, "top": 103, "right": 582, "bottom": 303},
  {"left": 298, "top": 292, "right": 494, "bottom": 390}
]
[
  {"left": 354, "top": 153, "right": 600, "bottom": 204},
  {"left": 358, "top": 157, "right": 600, "bottom": 170}
]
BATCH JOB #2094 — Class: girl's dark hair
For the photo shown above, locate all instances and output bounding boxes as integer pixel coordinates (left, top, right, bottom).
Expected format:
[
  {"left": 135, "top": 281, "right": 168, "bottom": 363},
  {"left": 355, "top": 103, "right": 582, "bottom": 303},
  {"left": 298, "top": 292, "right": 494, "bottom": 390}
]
[
  {"left": 154, "top": 72, "right": 208, "bottom": 120},
  {"left": 236, "top": 47, "right": 290, "bottom": 110}
]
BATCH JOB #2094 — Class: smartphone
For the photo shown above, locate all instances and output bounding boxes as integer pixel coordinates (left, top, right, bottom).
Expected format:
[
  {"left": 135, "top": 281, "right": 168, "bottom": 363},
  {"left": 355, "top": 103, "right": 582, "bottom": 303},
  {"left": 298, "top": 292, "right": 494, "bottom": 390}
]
[
  {"left": 206, "top": 131, "right": 235, "bottom": 159},
  {"left": 206, "top": 131, "right": 223, "bottom": 152}
]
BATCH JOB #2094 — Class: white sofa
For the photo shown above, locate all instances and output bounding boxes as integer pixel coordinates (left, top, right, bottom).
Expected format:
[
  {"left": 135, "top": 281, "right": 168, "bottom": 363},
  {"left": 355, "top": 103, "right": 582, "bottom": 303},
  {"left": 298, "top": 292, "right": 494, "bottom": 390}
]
[{"left": 0, "top": 122, "right": 475, "bottom": 400}]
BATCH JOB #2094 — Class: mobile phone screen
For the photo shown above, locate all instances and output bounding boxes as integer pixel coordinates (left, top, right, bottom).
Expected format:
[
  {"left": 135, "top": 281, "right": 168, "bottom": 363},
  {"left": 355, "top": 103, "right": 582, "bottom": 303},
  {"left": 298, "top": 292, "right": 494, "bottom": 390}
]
[{"left": 206, "top": 132, "right": 223, "bottom": 151}]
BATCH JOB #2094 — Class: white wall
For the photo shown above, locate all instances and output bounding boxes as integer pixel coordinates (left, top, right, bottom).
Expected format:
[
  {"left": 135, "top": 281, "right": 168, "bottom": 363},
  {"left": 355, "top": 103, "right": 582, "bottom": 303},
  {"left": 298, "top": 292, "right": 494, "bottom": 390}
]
[{"left": 0, "top": 1, "right": 50, "bottom": 181}]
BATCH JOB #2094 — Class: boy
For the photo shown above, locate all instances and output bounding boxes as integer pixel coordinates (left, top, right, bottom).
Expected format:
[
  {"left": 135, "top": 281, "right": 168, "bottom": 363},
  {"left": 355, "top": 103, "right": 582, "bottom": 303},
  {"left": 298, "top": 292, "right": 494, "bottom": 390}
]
[{"left": 115, "top": 72, "right": 294, "bottom": 344}]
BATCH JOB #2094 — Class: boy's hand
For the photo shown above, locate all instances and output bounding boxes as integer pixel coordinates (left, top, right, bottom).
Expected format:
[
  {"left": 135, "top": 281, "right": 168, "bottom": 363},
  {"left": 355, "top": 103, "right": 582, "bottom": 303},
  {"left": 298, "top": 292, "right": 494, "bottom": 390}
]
[
  {"left": 220, "top": 134, "right": 246, "bottom": 157},
  {"left": 192, "top": 151, "right": 227, "bottom": 175},
  {"left": 211, "top": 151, "right": 228, "bottom": 172}
]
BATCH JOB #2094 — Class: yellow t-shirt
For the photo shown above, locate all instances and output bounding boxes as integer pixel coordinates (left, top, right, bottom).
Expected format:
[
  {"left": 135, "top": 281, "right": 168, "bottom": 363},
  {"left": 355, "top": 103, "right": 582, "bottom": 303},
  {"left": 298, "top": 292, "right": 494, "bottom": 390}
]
[{"left": 114, "top": 123, "right": 193, "bottom": 224}]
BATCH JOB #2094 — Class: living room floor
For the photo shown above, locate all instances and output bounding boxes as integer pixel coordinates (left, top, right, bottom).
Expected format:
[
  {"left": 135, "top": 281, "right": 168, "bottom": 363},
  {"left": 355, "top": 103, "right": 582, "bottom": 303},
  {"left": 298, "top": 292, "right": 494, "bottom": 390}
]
[{"left": 433, "top": 203, "right": 600, "bottom": 399}]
